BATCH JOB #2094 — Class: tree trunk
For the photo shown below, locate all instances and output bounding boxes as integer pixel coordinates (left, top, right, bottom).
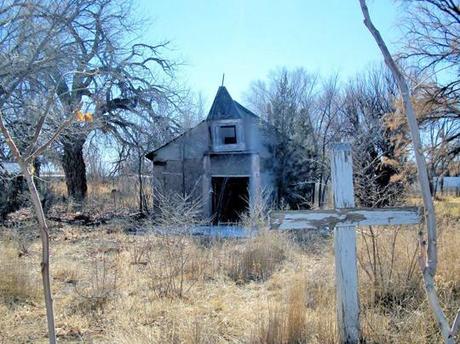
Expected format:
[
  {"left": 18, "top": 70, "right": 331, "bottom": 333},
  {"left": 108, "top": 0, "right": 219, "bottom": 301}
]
[
  {"left": 62, "top": 138, "right": 87, "bottom": 201},
  {"left": 317, "top": 168, "right": 323, "bottom": 208}
]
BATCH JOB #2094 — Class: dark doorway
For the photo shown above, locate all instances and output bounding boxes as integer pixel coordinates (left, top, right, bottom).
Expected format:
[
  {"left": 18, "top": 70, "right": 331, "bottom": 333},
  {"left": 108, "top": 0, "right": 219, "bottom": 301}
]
[{"left": 212, "top": 177, "right": 249, "bottom": 224}]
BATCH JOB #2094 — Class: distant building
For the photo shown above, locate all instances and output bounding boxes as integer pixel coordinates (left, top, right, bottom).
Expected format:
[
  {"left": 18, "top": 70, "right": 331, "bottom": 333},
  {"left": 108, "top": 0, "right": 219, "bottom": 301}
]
[{"left": 146, "top": 86, "right": 282, "bottom": 223}]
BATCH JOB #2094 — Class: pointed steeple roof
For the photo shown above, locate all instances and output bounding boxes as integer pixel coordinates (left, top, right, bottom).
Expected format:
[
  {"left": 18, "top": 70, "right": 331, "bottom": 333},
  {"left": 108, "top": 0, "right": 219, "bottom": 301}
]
[{"left": 207, "top": 86, "right": 241, "bottom": 121}]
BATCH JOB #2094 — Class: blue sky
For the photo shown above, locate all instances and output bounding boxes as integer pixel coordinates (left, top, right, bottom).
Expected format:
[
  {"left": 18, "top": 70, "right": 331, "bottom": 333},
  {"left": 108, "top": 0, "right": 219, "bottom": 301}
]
[{"left": 136, "top": 0, "right": 404, "bottom": 107}]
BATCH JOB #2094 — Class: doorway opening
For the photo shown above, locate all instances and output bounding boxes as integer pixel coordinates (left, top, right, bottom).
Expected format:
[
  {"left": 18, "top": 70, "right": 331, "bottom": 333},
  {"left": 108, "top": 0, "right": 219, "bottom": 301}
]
[{"left": 212, "top": 176, "right": 249, "bottom": 224}]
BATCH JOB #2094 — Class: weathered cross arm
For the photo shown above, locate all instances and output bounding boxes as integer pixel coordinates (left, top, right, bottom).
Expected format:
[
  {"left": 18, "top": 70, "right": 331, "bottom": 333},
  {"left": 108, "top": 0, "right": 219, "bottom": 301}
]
[{"left": 271, "top": 206, "right": 422, "bottom": 230}]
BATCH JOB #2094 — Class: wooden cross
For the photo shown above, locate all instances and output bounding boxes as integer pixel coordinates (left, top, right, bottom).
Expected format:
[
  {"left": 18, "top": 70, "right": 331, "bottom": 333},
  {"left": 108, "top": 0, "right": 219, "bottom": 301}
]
[{"left": 271, "top": 143, "right": 422, "bottom": 343}]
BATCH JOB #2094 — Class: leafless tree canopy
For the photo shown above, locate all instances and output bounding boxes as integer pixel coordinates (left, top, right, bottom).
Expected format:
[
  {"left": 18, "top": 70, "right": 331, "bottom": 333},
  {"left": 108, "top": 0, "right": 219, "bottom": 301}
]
[
  {"left": 399, "top": 0, "right": 460, "bottom": 161},
  {"left": 1, "top": 0, "right": 183, "bottom": 201},
  {"left": 401, "top": 0, "right": 459, "bottom": 99}
]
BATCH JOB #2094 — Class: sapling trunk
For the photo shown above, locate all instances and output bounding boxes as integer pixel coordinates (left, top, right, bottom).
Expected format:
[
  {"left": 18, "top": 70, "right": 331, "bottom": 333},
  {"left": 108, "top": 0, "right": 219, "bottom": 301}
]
[{"left": 21, "top": 163, "right": 57, "bottom": 344}]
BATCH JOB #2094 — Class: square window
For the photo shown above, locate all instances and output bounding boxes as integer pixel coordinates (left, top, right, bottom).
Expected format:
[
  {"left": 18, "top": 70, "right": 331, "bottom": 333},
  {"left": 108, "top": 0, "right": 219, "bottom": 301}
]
[{"left": 220, "top": 125, "right": 237, "bottom": 144}]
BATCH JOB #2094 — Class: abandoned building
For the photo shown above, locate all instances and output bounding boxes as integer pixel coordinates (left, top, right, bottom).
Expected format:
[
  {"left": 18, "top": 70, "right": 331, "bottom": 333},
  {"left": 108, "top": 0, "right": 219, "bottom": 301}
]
[{"left": 146, "top": 86, "right": 285, "bottom": 224}]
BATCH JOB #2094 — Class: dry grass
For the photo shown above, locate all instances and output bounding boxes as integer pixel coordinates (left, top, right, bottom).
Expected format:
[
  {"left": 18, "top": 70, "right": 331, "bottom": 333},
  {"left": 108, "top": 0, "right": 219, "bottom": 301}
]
[
  {"left": 227, "top": 230, "right": 288, "bottom": 284},
  {"left": 0, "top": 240, "right": 40, "bottom": 305},
  {"left": 48, "top": 178, "right": 153, "bottom": 213},
  {"left": 250, "top": 277, "right": 309, "bottom": 344},
  {"left": 0, "top": 195, "right": 459, "bottom": 343}
]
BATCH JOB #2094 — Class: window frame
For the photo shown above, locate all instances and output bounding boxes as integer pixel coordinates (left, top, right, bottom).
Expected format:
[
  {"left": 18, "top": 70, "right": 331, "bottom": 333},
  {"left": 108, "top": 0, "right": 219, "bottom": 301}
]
[
  {"left": 211, "top": 119, "right": 246, "bottom": 152},
  {"left": 220, "top": 125, "right": 237, "bottom": 144}
]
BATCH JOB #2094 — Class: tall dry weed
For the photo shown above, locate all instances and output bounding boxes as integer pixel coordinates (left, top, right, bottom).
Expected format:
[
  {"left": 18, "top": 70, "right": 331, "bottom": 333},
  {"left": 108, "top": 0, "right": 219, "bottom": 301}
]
[{"left": 251, "top": 278, "right": 308, "bottom": 344}]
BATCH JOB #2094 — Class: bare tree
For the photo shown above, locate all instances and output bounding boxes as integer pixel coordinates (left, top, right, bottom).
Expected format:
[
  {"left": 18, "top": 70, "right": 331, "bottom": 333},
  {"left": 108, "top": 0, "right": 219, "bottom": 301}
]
[
  {"left": 84, "top": 137, "right": 109, "bottom": 183},
  {"left": 308, "top": 67, "right": 412, "bottom": 208},
  {"left": 424, "top": 115, "right": 459, "bottom": 195},
  {"left": 112, "top": 122, "right": 161, "bottom": 214},
  {"left": 0, "top": 0, "right": 178, "bottom": 341},
  {"left": 0, "top": 116, "right": 72, "bottom": 344},
  {"left": 359, "top": 1, "right": 460, "bottom": 342},
  {"left": 311, "top": 75, "right": 343, "bottom": 207},
  {"left": 11, "top": 0, "right": 180, "bottom": 201},
  {"left": 0, "top": 3, "right": 87, "bottom": 342}
]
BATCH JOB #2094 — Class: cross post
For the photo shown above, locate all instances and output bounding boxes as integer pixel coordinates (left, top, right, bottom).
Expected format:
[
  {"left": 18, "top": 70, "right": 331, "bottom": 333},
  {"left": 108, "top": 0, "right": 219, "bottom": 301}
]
[
  {"left": 270, "top": 143, "right": 422, "bottom": 344},
  {"left": 331, "top": 143, "right": 360, "bottom": 343}
]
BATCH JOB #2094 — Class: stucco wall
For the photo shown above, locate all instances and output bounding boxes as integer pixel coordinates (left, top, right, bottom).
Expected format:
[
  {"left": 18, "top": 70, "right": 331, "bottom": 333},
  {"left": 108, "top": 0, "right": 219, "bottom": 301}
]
[
  {"left": 152, "top": 158, "right": 203, "bottom": 200},
  {"left": 154, "top": 121, "right": 210, "bottom": 161}
]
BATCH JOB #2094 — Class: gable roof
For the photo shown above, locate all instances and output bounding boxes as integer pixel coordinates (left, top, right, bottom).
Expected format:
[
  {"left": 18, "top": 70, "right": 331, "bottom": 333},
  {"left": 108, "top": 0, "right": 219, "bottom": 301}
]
[{"left": 145, "top": 86, "right": 259, "bottom": 161}]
